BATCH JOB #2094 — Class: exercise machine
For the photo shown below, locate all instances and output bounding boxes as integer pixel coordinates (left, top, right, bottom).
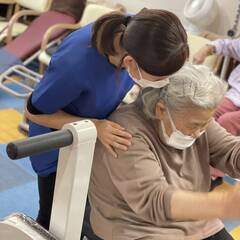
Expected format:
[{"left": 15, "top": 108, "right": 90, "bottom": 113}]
[{"left": 0, "top": 120, "right": 97, "bottom": 240}]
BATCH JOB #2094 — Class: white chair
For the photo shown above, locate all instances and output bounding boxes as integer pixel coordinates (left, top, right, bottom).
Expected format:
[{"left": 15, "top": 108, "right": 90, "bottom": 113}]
[
  {"left": 187, "top": 33, "right": 219, "bottom": 71},
  {"left": 0, "top": 0, "right": 16, "bottom": 20},
  {"left": 0, "top": 0, "right": 51, "bottom": 43},
  {"left": 38, "top": 3, "right": 117, "bottom": 73}
]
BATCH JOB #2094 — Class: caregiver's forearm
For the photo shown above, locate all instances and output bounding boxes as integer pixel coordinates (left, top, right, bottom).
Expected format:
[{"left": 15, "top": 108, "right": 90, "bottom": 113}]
[{"left": 25, "top": 108, "right": 97, "bottom": 129}]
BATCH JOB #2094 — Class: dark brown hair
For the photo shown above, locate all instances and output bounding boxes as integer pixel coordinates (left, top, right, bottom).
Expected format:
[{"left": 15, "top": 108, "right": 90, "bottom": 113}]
[{"left": 91, "top": 8, "right": 189, "bottom": 76}]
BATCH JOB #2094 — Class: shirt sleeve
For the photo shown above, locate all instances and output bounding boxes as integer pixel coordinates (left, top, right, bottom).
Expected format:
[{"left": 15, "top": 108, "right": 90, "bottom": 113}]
[
  {"left": 211, "top": 39, "right": 240, "bottom": 61},
  {"left": 104, "top": 133, "right": 175, "bottom": 224},
  {"left": 27, "top": 94, "right": 43, "bottom": 114},
  {"left": 208, "top": 120, "right": 240, "bottom": 178},
  {"left": 31, "top": 39, "right": 88, "bottom": 114}
]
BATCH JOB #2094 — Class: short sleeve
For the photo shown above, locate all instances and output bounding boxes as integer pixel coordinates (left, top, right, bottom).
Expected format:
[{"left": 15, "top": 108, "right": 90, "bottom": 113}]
[{"left": 31, "top": 36, "right": 88, "bottom": 114}]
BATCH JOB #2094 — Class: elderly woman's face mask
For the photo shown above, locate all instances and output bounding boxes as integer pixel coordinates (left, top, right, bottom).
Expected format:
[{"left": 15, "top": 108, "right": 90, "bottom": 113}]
[{"left": 161, "top": 108, "right": 206, "bottom": 150}]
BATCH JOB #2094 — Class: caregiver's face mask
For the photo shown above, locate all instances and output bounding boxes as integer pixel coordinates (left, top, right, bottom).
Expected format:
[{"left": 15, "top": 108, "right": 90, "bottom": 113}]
[
  {"left": 128, "top": 63, "right": 169, "bottom": 89},
  {"left": 160, "top": 108, "right": 204, "bottom": 150}
]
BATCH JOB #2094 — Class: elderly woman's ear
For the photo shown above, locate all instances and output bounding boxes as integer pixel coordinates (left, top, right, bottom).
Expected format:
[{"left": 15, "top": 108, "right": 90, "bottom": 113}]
[{"left": 155, "top": 101, "right": 166, "bottom": 120}]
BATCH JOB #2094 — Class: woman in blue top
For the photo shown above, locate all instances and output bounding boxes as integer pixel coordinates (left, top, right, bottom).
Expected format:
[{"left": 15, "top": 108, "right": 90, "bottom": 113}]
[{"left": 26, "top": 8, "right": 189, "bottom": 234}]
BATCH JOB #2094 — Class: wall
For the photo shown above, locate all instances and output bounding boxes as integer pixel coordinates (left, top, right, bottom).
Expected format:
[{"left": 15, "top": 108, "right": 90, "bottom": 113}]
[{"left": 102, "top": 0, "right": 239, "bottom": 36}]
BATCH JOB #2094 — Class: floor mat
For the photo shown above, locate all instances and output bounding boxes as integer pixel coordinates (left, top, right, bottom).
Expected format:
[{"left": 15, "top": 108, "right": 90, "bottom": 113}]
[
  {"left": 0, "top": 153, "right": 34, "bottom": 192},
  {"left": 0, "top": 109, "right": 25, "bottom": 143},
  {"left": 214, "top": 181, "right": 232, "bottom": 192},
  {"left": 231, "top": 226, "right": 240, "bottom": 240},
  {"left": 214, "top": 181, "right": 240, "bottom": 239},
  {"left": 0, "top": 84, "right": 25, "bottom": 110}
]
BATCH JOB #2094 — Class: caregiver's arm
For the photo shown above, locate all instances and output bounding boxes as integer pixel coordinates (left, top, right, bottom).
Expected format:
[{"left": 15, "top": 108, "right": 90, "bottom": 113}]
[
  {"left": 25, "top": 99, "right": 132, "bottom": 157},
  {"left": 25, "top": 107, "right": 85, "bottom": 130}
]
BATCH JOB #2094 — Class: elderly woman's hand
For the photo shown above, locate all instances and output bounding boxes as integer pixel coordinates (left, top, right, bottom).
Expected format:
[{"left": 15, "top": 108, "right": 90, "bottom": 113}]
[
  {"left": 193, "top": 45, "right": 215, "bottom": 65},
  {"left": 94, "top": 119, "right": 132, "bottom": 158}
]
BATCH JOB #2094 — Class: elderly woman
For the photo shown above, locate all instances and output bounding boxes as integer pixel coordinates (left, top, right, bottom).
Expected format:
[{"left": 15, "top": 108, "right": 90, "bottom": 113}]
[{"left": 88, "top": 64, "right": 240, "bottom": 240}]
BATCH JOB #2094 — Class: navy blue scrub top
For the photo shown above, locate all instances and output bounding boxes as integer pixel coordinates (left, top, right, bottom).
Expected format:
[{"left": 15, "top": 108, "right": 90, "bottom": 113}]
[{"left": 29, "top": 23, "right": 133, "bottom": 176}]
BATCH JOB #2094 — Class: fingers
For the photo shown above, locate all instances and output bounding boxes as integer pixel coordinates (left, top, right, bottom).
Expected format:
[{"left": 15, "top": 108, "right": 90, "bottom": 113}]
[
  {"left": 193, "top": 56, "right": 203, "bottom": 65},
  {"left": 192, "top": 49, "right": 209, "bottom": 64},
  {"left": 110, "top": 122, "right": 125, "bottom": 131},
  {"left": 112, "top": 128, "right": 132, "bottom": 139},
  {"left": 112, "top": 141, "right": 128, "bottom": 151},
  {"left": 192, "top": 57, "right": 198, "bottom": 64},
  {"left": 109, "top": 122, "right": 132, "bottom": 151},
  {"left": 97, "top": 120, "right": 133, "bottom": 157},
  {"left": 114, "top": 135, "right": 131, "bottom": 147},
  {"left": 105, "top": 144, "right": 117, "bottom": 158}
]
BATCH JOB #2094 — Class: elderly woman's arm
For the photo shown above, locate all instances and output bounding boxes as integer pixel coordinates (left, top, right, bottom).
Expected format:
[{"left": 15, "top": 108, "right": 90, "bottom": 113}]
[
  {"left": 171, "top": 185, "right": 240, "bottom": 221},
  {"left": 207, "top": 120, "right": 240, "bottom": 178},
  {"left": 211, "top": 38, "right": 240, "bottom": 61},
  {"left": 106, "top": 133, "right": 240, "bottom": 223}
]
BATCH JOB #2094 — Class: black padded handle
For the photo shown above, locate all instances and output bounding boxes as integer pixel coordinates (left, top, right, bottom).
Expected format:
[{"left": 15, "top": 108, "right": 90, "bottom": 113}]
[{"left": 7, "top": 129, "right": 73, "bottom": 160}]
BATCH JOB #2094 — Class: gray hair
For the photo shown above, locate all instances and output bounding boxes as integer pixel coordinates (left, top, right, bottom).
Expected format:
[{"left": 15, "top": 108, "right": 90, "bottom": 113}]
[{"left": 141, "top": 64, "right": 228, "bottom": 119}]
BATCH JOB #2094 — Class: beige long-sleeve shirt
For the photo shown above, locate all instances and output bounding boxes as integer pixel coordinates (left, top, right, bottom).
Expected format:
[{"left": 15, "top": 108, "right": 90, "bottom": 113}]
[{"left": 89, "top": 103, "right": 240, "bottom": 240}]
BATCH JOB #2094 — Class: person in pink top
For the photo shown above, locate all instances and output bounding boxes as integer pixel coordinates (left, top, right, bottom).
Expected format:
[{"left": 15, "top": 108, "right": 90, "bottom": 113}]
[
  {"left": 193, "top": 38, "right": 240, "bottom": 136},
  {"left": 193, "top": 38, "right": 240, "bottom": 184}
]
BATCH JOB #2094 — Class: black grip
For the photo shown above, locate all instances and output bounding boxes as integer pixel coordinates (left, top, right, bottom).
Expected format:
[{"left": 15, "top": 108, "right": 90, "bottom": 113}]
[{"left": 7, "top": 129, "right": 73, "bottom": 160}]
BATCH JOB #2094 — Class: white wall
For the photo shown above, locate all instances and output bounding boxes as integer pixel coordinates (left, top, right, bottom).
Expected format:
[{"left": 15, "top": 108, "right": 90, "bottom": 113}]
[{"left": 103, "top": 0, "right": 239, "bottom": 36}]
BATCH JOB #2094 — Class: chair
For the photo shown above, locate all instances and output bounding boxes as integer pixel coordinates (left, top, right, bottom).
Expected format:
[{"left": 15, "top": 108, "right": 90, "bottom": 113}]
[
  {"left": 0, "top": 0, "right": 51, "bottom": 43},
  {"left": 38, "top": 3, "right": 119, "bottom": 73},
  {"left": 0, "top": 3, "right": 115, "bottom": 98},
  {"left": 201, "top": 31, "right": 239, "bottom": 80},
  {"left": 0, "top": 0, "right": 16, "bottom": 20},
  {"left": 0, "top": 1, "right": 91, "bottom": 98},
  {"left": 0, "top": 3, "right": 116, "bottom": 132},
  {"left": 187, "top": 33, "right": 220, "bottom": 72}
]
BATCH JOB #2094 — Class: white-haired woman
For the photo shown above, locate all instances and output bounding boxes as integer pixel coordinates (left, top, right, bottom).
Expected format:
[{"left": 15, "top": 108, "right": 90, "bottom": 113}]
[{"left": 89, "top": 64, "right": 240, "bottom": 240}]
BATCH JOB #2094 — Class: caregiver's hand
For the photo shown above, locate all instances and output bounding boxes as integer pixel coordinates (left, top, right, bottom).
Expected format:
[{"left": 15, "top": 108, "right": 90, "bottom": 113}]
[{"left": 94, "top": 119, "right": 132, "bottom": 158}]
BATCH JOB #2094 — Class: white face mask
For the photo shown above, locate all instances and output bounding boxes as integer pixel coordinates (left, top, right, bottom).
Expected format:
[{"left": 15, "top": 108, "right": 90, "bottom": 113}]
[
  {"left": 128, "top": 64, "right": 169, "bottom": 88},
  {"left": 161, "top": 108, "right": 197, "bottom": 150}
]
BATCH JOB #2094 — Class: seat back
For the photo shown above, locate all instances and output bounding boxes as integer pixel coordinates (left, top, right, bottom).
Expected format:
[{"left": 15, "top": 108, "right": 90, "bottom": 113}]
[
  {"left": 80, "top": 3, "right": 114, "bottom": 27},
  {"left": 16, "top": 0, "right": 51, "bottom": 12},
  {"left": 5, "top": 11, "right": 75, "bottom": 60},
  {"left": 188, "top": 33, "right": 218, "bottom": 71}
]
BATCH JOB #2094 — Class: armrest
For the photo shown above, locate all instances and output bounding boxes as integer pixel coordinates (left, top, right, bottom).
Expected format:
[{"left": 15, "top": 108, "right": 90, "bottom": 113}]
[
  {"left": 114, "top": 3, "right": 126, "bottom": 13},
  {"left": 198, "top": 31, "right": 225, "bottom": 75},
  {"left": 6, "top": 9, "right": 41, "bottom": 43},
  {"left": 212, "top": 56, "right": 223, "bottom": 75},
  {"left": 0, "top": 0, "right": 15, "bottom": 3},
  {"left": 200, "top": 31, "right": 224, "bottom": 41},
  {"left": 41, "top": 22, "right": 82, "bottom": 52}
]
